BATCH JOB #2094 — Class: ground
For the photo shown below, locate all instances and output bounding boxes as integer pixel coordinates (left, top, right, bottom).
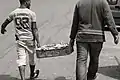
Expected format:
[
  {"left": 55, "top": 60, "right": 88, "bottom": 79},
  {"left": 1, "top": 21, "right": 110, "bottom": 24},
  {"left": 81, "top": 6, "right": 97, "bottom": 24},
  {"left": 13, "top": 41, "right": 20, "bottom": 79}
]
[{"left": 0, "top": 0, "right": 120, "bottom": 80}]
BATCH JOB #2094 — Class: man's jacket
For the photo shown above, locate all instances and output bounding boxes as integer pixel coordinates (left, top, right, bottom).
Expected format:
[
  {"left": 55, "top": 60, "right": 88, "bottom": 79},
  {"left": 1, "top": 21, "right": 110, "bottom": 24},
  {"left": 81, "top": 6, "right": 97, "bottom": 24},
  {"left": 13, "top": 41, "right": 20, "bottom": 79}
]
[{"left": 70, "top": 0, "right": 118, "bottom": 42}]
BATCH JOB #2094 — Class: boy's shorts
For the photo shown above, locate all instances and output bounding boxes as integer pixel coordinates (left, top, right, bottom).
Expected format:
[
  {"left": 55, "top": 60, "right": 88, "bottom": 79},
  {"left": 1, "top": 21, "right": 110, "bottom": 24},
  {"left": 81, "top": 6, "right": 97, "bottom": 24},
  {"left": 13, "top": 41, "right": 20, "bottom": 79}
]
[{"left": 16, "top": 40, "right": 36, "bottom": 66}]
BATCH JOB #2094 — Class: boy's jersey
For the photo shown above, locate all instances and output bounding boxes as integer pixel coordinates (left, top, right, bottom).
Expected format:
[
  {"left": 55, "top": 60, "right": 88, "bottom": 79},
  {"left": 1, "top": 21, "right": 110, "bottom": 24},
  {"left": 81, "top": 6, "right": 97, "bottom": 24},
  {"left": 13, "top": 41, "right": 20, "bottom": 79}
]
[{"left": 7, "top": 8, "right": 36, "bottom": 40}]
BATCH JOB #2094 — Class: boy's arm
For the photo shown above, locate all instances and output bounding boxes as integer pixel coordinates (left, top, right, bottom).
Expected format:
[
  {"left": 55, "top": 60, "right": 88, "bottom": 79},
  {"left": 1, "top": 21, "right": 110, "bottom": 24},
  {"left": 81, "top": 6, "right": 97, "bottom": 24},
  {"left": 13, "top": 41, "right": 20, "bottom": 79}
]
[
  {"left": 32, "top": 22, "right": 40, "bottom": 48},
  {"left": 31, "top": 12, "right": 40, "bottom": 47},
  {"left": 1, "top": 19, "right": 12, "bottom": 34},
  {"left": 1, "top": 11, "right": 14, "bottom": 34}
]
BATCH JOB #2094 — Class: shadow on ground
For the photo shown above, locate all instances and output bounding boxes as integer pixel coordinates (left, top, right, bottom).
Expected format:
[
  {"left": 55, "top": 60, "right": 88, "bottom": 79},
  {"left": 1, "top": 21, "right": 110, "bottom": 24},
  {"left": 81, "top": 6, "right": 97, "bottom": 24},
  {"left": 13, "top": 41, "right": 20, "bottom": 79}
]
[
  {"left": 0, "top": 75, "right": 72, "bottom": 80},
  {"left": 0, "top": 75, "right": 20, "bottom": 80},
  {"left": 54, "top": 76, "right": 72, "bottom": 80},
  {"left": 0, "top": 75, "right": 45, "bottom": 80},
  {"left": 98, "top": 65, "right": 120, "bottom": 80}
]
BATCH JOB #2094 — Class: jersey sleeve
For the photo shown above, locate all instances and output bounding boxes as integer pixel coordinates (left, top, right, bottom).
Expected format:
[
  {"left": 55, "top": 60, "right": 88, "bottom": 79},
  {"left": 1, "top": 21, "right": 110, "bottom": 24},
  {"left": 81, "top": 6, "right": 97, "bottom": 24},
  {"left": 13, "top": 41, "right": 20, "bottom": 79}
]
[
  {"left": 7, "top": 11, "right": 14, "bottom": 22},
  {"left": 31, "top": 12, "right": 36, "bottom": 22}
]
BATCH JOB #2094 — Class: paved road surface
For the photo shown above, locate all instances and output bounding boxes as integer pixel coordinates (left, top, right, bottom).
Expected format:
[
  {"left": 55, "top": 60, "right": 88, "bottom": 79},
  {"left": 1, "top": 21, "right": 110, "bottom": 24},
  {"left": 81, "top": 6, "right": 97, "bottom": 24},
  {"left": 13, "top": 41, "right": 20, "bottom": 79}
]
[{"left": 0, "top": 0, "right": 120, "bottom": 80}]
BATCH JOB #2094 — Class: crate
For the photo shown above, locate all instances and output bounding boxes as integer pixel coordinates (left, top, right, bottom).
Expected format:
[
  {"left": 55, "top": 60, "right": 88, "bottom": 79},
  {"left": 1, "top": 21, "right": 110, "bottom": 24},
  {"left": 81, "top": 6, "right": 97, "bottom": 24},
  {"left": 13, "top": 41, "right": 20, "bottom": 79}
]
[{"left": 36, "top": 43, "right": 71, "bottom": 58}]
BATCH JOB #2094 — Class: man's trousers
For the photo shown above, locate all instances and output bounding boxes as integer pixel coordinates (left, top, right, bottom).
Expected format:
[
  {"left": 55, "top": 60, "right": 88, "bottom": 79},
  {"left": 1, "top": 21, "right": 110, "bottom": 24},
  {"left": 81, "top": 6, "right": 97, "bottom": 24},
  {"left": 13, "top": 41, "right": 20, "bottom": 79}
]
[{"left": 76, "top": 42, "right": 103, "bottom": 80}]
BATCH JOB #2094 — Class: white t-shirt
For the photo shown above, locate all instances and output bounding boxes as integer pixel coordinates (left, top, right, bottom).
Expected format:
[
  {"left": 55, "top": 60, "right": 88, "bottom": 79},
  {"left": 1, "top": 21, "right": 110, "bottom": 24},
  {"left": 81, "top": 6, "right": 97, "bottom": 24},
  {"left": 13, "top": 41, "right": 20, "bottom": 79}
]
[{"left": 7, "top": 8, "right": 36, "bottom": 40}]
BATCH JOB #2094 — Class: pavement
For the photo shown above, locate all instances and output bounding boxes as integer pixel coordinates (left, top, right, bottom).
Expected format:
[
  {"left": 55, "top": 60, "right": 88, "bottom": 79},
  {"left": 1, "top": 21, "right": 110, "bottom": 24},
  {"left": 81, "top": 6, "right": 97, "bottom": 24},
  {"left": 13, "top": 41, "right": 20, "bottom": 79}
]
[{"left": 0, "top": 0, "right": 120, "bottom": 80}]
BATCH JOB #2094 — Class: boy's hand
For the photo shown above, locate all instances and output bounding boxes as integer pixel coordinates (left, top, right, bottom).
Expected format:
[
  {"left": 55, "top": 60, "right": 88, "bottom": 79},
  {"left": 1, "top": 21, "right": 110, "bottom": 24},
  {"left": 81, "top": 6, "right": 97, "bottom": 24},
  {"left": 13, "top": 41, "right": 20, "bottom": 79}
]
[
  {"left": 37, "top": 43, "right": 41, "bottom": 48},
  {"left": 1, "top": 28, "right": 7, "bottom": 34}
]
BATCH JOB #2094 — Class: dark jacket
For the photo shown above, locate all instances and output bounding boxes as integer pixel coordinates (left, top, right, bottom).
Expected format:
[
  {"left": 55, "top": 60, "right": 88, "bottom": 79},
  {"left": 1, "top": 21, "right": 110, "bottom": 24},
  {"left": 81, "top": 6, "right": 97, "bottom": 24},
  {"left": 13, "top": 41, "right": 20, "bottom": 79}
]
[{"left": 70, "top": 0, "right": 118, "bottom": 42}]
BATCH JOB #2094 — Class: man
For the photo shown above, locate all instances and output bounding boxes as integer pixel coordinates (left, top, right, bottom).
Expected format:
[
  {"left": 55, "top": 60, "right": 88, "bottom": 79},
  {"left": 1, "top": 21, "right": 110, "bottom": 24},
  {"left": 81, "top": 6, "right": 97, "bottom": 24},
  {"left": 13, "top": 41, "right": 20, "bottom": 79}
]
[
  {"left": 69, "top": 0, "right": 119, "bottom": 80},
  {"left": 1, "top": 0, "right": 40, "bottom": 80}
]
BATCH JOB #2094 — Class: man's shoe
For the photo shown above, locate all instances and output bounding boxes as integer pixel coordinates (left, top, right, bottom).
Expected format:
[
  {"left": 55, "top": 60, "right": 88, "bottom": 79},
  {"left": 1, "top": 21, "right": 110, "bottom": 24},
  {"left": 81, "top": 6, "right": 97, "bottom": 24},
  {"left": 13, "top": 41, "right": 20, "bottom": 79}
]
[
  {"left": 87, "top": 75, "right": 97, "bottom": 80},
  {"left": 30, "top": 70, "right": 40, "bottom": 80}
]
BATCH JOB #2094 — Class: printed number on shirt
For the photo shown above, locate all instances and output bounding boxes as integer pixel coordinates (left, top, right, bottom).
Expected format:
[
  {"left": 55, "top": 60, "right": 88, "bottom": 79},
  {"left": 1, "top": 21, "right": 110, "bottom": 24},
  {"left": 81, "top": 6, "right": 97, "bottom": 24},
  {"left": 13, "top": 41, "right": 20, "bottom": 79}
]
[{"left": 15, "top": 17, "right": 29, "bottom": 29}]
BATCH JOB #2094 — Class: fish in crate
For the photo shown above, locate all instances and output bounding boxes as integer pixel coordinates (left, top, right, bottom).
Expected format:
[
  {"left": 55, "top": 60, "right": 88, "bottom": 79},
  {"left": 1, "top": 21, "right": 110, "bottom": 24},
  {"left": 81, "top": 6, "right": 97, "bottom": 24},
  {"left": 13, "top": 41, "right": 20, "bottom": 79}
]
[{"left": 36, "top": 43, "right": 71, "bottom": 58}]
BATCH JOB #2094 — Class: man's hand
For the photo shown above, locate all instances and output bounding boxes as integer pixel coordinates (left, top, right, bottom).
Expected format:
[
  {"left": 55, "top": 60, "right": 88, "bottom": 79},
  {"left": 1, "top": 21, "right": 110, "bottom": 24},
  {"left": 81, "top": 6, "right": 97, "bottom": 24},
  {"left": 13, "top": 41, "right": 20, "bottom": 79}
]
[
  {"left": 1, "top": 28, "right": 7, "bottom": 34},
  {"left": 68, "top": 43, "right": 74, "bottom": 53},
  {"left": 114, "top": 35, "right": 119, "bottom": 44},
  {"left": 68, "top": 39, "right": 74, "bottom": 53}
]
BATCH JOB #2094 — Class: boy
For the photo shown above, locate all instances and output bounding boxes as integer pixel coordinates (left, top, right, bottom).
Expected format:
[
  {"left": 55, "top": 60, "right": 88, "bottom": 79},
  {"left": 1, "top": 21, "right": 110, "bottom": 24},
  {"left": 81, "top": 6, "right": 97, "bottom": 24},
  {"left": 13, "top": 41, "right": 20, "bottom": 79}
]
[{"left": 1, "top": 0, "right": 40, "bottom": 80}]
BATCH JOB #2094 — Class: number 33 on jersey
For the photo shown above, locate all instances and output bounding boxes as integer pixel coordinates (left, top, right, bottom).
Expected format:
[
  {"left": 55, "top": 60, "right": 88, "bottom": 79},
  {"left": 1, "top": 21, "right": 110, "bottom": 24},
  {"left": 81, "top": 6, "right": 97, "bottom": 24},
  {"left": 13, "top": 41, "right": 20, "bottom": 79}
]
[
  {"left": 15, "top": 17, "right": 29, "bottom": 29},
  {"left": 7, "top": 8, "right": 36, "bottom": 40}
]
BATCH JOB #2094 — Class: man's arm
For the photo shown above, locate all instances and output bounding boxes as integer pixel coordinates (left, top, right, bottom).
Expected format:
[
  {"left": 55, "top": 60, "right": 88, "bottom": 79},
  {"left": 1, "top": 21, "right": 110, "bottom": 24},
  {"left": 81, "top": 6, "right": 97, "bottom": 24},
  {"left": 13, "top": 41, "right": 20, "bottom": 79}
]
[
  {"left": 102, "top": 0, "right": 119, "bottom": 36},
  {"left": 1, "top": 19, "right": 12, "bottom": 34},
  {"left": 69, "top": 4, "right": 79, "bottom": 53},
  {"left": 102, "top": 0, "right": 119, "bottom": 44},
  {"left": 31, "top": 22, "right": 40, "bottom": 47},
  {"left": 69, "top": 4, "right": 79, "bottom": 46}
]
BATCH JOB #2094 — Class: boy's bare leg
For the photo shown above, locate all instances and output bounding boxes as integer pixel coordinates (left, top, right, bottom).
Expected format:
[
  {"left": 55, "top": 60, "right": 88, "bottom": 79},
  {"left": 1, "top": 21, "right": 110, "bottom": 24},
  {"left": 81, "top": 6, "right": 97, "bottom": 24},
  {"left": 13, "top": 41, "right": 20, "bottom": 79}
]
[{"left": 18, "top": 65, "right": 26, "bottom": 80}]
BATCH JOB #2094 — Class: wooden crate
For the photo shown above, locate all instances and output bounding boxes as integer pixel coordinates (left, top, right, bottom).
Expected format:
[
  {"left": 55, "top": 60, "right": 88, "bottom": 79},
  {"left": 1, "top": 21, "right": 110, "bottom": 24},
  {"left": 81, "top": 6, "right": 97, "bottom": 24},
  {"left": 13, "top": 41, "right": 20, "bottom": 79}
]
[{"left": 36, "top": 43, "right": 71, "bottom": 58}]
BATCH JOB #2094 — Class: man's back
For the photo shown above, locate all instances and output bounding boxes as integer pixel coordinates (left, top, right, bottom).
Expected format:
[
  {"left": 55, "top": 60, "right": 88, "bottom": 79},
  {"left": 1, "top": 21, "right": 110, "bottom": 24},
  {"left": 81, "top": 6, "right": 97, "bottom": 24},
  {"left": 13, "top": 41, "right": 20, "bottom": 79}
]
[
  {"left": 77, "top": 0, "right": 105, "bottom": 30},
  {"left": 70, "top": 0, "right": 118, "bottom": 42},
  {"left": 8, "top": 8, "right": 36, "bottom": 40}
]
